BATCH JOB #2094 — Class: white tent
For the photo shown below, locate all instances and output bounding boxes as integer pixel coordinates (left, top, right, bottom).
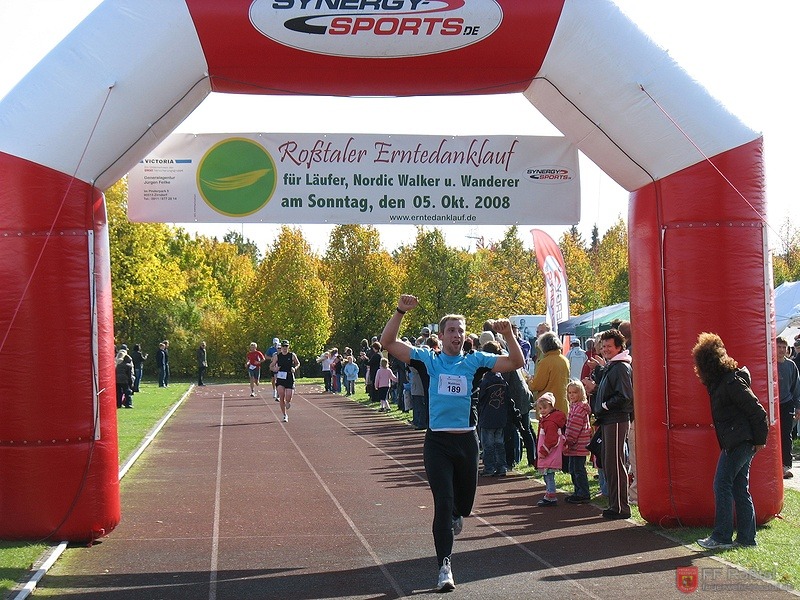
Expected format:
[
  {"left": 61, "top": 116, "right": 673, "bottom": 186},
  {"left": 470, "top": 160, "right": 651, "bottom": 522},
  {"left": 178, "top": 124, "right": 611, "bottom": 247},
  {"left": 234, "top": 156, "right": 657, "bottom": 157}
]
[{"left": 775, "top": 281, "right": 800, "bottom": 333}]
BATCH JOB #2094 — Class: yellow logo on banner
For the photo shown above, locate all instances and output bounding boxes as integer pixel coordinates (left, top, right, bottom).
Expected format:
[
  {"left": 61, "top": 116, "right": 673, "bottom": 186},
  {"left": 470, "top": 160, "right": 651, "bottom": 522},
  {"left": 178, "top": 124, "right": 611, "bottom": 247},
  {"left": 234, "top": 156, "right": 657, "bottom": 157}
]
[{"left": 197, "top": 138, "right": 277, "bottom": 216}]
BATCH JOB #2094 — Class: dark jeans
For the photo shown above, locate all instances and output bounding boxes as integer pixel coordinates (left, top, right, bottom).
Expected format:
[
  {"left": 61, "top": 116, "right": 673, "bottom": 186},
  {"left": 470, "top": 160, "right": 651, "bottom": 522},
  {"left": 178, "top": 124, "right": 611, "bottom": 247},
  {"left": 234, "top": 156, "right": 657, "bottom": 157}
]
[
  {"left": 322, "top": 371, "right": 332, "bottom": 392},
  {"left": 158, "top": 367, "right": 167, "bottom": 387},
  {"left": 567, "top": 455, "right": 590, "bottom": 498},
  {"left": 424, "top": 430, "right": 479, "bottom": 567},
  {"left": 504, "top": 422, "right": 520, "bottom": 468},
  {"left": 198, "top": 365, "right": 206, "bottom": 386},
  {"left": 133, "top": 366, "right": 143, "bottom": 392},
  {"left": 779, "top": 402, "right": 795, "bottom": 467},
  {"left": 518, "top": 411, "right": 537, "bottom": 466},
  {"left": 412, "top": 394, "right": 428, "bottom": 429},
  {"left": 116, "top": 384, "right": 132, "bottom": 408},
  {"left": 712, "top": 443, "right": 757, "bottom": 545}
]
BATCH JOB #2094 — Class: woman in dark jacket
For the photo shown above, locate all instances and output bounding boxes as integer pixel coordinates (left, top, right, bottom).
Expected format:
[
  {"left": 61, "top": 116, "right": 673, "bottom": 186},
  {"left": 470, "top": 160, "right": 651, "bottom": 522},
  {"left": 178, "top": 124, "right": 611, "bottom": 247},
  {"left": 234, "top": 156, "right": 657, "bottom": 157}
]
[
  {"left": 115, "top": 352, "right": 135, "bottom": 409},
  {"left": 692, "top": 332, "right": 768, "bottom": 550}
]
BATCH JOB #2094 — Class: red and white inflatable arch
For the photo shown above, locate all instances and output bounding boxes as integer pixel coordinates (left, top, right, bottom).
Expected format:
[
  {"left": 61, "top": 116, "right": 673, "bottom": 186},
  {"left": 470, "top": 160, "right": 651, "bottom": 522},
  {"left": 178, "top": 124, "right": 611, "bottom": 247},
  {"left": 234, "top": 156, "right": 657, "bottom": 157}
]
[{"left": 0, "top": 0, "right": 781, "bottom": 540}]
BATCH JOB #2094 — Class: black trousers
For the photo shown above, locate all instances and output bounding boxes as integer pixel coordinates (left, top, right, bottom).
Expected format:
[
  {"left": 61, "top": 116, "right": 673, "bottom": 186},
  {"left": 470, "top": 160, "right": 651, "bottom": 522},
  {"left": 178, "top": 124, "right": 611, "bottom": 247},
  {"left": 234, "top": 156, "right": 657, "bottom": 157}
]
[
  {"left": 779, "top": 402, "right": 795, "bottom": 467},
  {"left": 423, "top": 430, "right": 479, "bottom": 567}
]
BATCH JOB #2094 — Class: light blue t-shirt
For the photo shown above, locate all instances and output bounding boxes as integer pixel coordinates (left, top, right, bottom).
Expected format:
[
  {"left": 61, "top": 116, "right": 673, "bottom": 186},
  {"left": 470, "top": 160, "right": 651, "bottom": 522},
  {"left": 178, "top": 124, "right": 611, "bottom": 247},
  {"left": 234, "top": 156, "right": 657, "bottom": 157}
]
[{"left": 410, "top": 346, "right": 498, "bottom": 431}]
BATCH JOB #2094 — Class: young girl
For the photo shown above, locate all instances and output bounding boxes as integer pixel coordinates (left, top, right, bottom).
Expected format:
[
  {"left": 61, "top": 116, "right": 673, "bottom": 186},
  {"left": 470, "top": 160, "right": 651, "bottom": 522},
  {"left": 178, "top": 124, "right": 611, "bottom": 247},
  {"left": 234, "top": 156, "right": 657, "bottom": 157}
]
[
  {"left": 564, "top": 380, "right": 593, "bottom": 503},
  {"left": 536, "top": 392, "right": 566, "bottom": 506},
  {"left": 343, "top": 355, "right": 359, "bottom": 396},
  {"left": 373, "top": 357, "right": 398, "bottom": 412}
]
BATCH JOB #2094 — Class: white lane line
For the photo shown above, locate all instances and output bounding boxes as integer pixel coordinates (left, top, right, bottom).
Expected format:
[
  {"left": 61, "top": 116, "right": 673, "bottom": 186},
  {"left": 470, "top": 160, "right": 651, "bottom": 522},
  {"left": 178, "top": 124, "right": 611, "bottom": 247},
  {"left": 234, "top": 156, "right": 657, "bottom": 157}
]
[
  {"left": 304, "top": 391, "right": 602, "bottom": 599},
  {"left": 208, "top": 393, "right": 225, "bottom": 600},
  {"left": 262, "top": 393, "right": 407, "bottom": 599},
  {"left": 13, "top": 386, "right": 196, "bottom": 600}
]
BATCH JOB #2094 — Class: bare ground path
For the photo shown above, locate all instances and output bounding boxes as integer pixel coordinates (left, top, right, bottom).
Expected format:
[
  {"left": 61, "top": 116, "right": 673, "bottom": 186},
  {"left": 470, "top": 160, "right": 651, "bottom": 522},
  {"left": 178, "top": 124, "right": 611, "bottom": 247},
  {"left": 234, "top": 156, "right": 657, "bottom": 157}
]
[{"left": 32, "top": 383, "right": 794, "bottom": 599}]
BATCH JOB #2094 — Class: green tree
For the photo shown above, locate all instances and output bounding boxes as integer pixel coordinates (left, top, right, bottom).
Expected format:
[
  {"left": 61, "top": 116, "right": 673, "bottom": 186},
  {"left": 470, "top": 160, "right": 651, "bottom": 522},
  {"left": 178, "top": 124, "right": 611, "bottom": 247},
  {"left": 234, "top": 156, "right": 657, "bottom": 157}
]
[
  {"left": 773, "top": 218, "right": 800, "bottom": 286},
  {"left": 559, "top": 228, "right": 601, "bottom": 315},
  {"left": 223, "top": 229, "right": 261, "bottom": 266},
  {"left": 596, "top": 217, "right": 629, "bottom": 305},
  {"left": 321, "top": 225, "right": 402, "bottom": 350},
  {"left": 402, "top": 227, "right": 471, "bottom": 334},
  {"left": 244, "top": 226, "right": 331, "bottom": 362},
  {"left": 466, "top": 226, "right": 545, "bottom": 326},
  {"left": 193, "top": 237, "right": 257, "bottom": 376},
  {"left": 106, "top": 179, "right": 188, "bottom": 357}
]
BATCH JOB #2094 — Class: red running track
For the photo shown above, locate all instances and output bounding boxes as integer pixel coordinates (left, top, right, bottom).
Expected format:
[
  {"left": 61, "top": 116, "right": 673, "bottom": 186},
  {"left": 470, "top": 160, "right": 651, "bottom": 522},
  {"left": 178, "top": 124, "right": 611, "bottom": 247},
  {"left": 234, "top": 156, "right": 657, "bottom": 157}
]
[{"left": 35, "top": 383, "right": 793, "bottom": 599}]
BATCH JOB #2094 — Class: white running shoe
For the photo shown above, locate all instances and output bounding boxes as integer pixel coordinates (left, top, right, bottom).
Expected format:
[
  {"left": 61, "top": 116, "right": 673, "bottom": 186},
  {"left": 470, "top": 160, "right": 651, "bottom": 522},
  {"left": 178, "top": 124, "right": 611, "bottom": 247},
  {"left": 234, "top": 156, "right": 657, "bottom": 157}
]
[
  {"left": 436, "top": 557, "right": 455, "bottom": 592},
  {"left": 250, "top": 392, "right": 255, "bottom": 397},
  {"left": 282, "top": 414, "right": 288, "bottom": 423}
]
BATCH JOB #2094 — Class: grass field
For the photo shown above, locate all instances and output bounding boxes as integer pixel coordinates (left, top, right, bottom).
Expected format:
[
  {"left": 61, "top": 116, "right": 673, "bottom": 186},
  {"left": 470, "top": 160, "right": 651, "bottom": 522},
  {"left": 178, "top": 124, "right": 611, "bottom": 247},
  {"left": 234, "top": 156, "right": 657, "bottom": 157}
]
[{"left": 1, "top": 380, "right": 797, "bottom": 595}]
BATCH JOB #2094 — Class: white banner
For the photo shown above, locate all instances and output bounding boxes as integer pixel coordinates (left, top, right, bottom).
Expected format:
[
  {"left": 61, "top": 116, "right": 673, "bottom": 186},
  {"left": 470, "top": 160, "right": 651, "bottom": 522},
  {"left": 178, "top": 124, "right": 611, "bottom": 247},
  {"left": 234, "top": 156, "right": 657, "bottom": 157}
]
[{"left": 127, "top": 133, "right": 579, "bottom": 225}]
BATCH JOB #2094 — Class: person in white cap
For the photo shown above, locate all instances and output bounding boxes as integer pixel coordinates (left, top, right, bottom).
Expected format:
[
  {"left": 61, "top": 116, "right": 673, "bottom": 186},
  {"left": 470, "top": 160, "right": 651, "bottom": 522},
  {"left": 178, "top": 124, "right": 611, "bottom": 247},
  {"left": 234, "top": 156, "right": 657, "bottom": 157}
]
[{"left": 266, "top": 337, "right": 281, "bottom": 400}]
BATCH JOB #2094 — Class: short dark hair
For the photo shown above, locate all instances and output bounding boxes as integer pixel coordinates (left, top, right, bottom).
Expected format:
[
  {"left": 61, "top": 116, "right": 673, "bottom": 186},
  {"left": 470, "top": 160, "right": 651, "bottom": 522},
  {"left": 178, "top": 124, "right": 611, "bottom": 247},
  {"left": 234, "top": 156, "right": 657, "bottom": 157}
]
[
  {"left": 482, "top": 340, "right": 502, "bottom": 355},
  {"left": 600, "top": 329, "right": 625, "bottom": 350}
]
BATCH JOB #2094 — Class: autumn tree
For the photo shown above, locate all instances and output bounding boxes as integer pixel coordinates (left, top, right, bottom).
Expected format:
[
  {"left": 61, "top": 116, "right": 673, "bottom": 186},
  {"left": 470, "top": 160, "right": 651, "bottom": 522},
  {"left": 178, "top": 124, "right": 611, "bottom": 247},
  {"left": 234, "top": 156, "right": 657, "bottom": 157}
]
[
  {"left": 106, "top": 179, "right": 188, "bottom": 361},
  {"left": 773, "top": 218, "right": 800, "bottom": 286},
  {"left": 401, "top": 227, "right": 471, "bottom": 335},
  {"left": 466, "top": 226, "right": 545, "bottom": 326},
  {"left": 193, "top": 236, "right": 257, "bottom": 375},
  {"left": 321, "top": 225, "right": 402, "bottom": 350},
  {"left": 595, "top": 217, "right": 629, "bottom": 305},
  {"left": 244, "top": 226, "right": 331, "bottom": 363},
  {"left": 559, "top": 227, "right": 601, "bottom": 315}
]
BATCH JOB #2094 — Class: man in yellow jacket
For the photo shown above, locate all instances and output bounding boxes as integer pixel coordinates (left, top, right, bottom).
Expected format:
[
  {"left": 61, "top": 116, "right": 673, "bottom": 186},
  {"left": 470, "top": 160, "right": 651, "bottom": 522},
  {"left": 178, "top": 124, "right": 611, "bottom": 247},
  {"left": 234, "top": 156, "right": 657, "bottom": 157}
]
[{"left": 527, "top": 331, "right": 570, "bottom": 414}]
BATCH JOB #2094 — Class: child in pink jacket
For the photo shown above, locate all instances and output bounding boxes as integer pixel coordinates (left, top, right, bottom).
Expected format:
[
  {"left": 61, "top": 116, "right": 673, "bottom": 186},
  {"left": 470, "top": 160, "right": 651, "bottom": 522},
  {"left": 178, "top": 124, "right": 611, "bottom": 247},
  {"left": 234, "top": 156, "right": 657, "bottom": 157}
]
[
  {"left": 374, "top": 357, "right": 398, "bottom": 412},
  {"left": 536, "top": 392, "right": 566, "bottom": 506},
  {"left": 564, "top": 380, "right": 593, "bottom": 503}
]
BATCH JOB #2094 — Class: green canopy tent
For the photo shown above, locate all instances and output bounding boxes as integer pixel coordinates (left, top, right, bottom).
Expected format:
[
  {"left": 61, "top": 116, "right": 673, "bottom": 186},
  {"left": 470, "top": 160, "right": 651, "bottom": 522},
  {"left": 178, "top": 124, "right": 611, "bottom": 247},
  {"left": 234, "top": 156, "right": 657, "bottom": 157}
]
[{"left": 572, "top": 302, "right": 630, "bottom": 338}]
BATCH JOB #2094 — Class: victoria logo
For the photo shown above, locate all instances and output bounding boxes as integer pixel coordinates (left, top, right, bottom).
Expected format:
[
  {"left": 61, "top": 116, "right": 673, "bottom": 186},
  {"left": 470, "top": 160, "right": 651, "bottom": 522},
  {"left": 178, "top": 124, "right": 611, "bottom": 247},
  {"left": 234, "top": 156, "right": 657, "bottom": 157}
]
[
  {"left": 197, "top": 138, "right": 277, "bottom": 217},
  {"left": 250, "top": 0, "right": 504, "bottom": 58}
]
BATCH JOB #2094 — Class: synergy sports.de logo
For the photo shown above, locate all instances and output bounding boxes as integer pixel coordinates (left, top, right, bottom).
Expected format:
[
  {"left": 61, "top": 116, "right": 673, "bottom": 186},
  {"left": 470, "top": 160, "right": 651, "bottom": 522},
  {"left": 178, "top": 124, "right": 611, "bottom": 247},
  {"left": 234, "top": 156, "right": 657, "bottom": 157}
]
[
  {"left": 197, "top": 138, "right": 277, "bottom": 217},
  {"left": 526, "top": 166, "right": 574, "bottom": 184},
  {"left": 249, "top": 0, "right": 503, "bottom": 58}
]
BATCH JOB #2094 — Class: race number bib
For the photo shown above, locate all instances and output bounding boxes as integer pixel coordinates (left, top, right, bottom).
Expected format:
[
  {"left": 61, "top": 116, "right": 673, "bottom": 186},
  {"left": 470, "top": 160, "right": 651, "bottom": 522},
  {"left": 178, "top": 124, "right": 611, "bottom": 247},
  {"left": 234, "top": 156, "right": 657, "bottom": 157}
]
[
  {"left": 437, "top": 374, "right": 468, "bottom": 397},
  {"left": 276, "top": 371, "right": 288, "bottom": 380}
]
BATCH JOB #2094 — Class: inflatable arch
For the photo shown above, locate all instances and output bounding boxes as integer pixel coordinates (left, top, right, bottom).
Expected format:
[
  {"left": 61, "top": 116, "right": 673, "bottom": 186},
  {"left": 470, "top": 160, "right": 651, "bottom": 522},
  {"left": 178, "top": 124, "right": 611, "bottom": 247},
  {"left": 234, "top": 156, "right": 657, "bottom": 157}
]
[{"left": 0, "top": 0, "right": 782, "bottom": 540}]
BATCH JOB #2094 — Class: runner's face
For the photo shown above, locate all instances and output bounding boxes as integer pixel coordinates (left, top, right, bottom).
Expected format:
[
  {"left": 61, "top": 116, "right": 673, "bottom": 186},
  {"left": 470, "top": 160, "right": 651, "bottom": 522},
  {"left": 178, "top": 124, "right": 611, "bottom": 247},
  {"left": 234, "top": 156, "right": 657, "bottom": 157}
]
[{"left": 441, "top": 319, "right": 465, "bottom": 356}]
